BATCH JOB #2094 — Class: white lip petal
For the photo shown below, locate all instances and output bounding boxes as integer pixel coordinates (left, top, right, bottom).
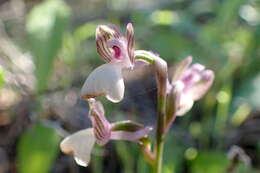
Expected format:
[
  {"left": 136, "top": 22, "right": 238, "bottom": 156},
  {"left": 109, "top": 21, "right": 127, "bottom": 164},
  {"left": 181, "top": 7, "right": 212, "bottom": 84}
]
[
  {"left": 60, "top": 128, "right": 96, "bottom": 167},
  {"left": 81, "top": 63, "right": 125, "bottom": 103},
  {"left": 176, "top": 94, "right": 194, "bottom": 116},
  {"left": 74, "top": 157, "right": 89, "bottom": 167}
]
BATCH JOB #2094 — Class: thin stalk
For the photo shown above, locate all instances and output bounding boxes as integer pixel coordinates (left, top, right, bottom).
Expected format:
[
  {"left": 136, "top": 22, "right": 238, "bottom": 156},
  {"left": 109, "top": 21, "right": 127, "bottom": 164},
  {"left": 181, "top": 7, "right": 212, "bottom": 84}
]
[
  {"left": 153, "top": 56, "right": 168, "bottom": 173},
  {"left": 135, "top": 51, "right": 168, "bottom": 173},
  {"left": 153, "top": 97, "right": 166, "bottom": 173},
  {"left": 140, "top": 144, "right": 155, "bottom": 165}
]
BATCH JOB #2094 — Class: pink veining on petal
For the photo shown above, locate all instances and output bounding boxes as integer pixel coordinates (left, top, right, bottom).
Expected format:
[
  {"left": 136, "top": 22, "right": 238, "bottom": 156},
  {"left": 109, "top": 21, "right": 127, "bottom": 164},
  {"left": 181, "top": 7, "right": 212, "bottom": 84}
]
[
  {"left": 172, "top": 56, "right": 192, "bottom": 82},
  {"left": 187, "top": 69, "right": 214, "bottom": 101},
  {"left": 179, "top": 63, "right": 206, "bottom": 93},
  {"left": 95, "top": 23, "right": 135, "bottom": 68},
  {"left": 107, "top": 24, "right": 122, "bottom": 38},
  {"left": 172, "top": 57, "right": 215, "bottom": 116},
  {"left": 126, "top": 23, "right": 135, "bottom": 65},
  {"left": 96, "top": 26, "right": 113, "bottom": 62},
  {"left": 88, "top": 99, "right": 111, "bottom": 145}
]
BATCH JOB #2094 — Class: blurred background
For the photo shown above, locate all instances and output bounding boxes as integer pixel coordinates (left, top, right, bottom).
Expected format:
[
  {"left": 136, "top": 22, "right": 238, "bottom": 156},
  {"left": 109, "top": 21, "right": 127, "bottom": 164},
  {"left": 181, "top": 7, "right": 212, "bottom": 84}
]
[{"left": 0, "top": 0, "right": 260, "bottom": 172}]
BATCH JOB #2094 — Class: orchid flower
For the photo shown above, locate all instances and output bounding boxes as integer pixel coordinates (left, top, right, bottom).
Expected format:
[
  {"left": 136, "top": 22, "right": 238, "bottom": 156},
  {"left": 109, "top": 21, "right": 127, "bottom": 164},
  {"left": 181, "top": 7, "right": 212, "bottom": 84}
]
[
  {"left": 170, "top": 56, "right": 215, "bottom": 116},
  {"left": 60, "top": 99, "right": 152, "bottom": 167},
  {"left": 81, "top": 23, "right": 134, "bottom": 103}
]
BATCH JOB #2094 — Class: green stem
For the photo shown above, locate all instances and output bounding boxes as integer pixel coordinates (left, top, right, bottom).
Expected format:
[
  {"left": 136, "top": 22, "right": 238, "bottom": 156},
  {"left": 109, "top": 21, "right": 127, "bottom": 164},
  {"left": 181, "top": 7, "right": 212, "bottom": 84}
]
[
  {"left": 155, "top": 140, "right": 164, "bottom": 173},
  {"left": 135, "top": 50, "right": 168, "bottom": 173},
  {"left": 153, "top": 96, "right": 166, "bottom": 173}
]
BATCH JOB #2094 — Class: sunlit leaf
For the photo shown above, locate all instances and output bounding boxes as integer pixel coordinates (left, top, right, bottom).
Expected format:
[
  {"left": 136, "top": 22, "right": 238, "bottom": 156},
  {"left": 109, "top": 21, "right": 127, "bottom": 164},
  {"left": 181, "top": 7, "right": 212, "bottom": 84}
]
[
  {"left": 231, "top": 103, "right": 251, "bottom": 126},
  {"left": 60, "top": 21, "right": 104, "bottom": 65},
  {"left": 74, "top": 23, "right": 97, "bottom": 42},
  {"left": 0, "top": 66, "right": 4, "bottom": 88},
  {"left": 17, "top": 123, "right": 60, "bottom": 173},
  {"left": 26, "top": 0, "right": 70, "bottom": 92},
  {"left": 150, "top": 10, "right": 176, "bottom": 25},
  {"left": 91, "top": 145, "right": 104, "bottom": 173}
]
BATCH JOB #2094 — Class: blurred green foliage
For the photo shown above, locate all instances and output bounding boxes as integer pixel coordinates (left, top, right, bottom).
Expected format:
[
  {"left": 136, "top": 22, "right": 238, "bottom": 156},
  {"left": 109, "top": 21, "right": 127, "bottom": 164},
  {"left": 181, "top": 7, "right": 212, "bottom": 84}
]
[
  {"left": 17, "top": 1, "right": 70, "bottom": 172},
  {"left": 237, "top": 73, "right": 260, "bottom": 110},
  {"left": 17, "top": 123, "right": 60, "bottom": 173},
  {"left": 190, "top": 151, "right": 229, "bottom": 173},
  {"left": 26, "top": 0, "right": 70, "bottom": 91},
  {"left": 1, "top": 0, "right": 259, "bottom": 172}
]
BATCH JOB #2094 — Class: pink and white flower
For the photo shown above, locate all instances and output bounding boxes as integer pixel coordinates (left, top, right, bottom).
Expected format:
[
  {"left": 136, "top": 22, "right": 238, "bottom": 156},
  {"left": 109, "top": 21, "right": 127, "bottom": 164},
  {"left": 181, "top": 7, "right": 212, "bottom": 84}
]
[
  {"left": 81, "top": 23, "right": 134, "bottom": 103},
  {"left": 60, "top": 99, "right": 152, "bottom": 167},
  {"left": 171, "top": 56, "right": 215, "bottom": 116}
]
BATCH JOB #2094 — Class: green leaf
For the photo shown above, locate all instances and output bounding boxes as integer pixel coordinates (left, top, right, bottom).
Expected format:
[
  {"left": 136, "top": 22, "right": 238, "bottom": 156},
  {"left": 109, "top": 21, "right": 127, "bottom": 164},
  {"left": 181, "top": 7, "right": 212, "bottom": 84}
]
[
  {"left": 74, "top": 22, "right": 97, "bottom": 42},
  {"left": 115, "top": 142, "right": 136, "bottom": 173},
  {"left": 137, "top": 153, "right": 150, "bottom": 173},
  {"left": 91, "top": 145, "right": 104, "bottom": 173},
  {"left": 26, "top": 0, "right": 70, "bottom": 92},
  {"left": 190, "top": 151, "right": 229, "bottom": 173},
  {"left": 60, "top": 21, "right": 103, "bottom": 65},
  {"left": 17, "top": 123, "right": 60, "bottom": 173}
]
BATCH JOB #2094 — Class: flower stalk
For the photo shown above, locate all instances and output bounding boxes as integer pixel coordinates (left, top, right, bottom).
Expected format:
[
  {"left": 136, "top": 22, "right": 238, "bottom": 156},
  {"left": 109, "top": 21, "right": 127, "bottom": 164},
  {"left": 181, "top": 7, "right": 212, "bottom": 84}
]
[
  {"left": 153, "top": 96, "right": 166, "bottom": 173},
  {"left": 154, "top": 58, "right": 168, "bottom": 173},
  {"left": 139, "top": 137, "right": 155, "bottom": 165},
  {"left": 135, "top": 50, "right": 169, "bottom": 173}
]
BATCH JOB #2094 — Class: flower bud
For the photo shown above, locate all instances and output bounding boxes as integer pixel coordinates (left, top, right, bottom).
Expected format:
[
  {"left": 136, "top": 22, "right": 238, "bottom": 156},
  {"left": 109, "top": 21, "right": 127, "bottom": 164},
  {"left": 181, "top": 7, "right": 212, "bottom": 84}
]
[
  {"left": 154, "top": 56, "right": 169, "bottom": 98},
  {"left": 171, "top": 56, "right": 215, "bottom": 116}
]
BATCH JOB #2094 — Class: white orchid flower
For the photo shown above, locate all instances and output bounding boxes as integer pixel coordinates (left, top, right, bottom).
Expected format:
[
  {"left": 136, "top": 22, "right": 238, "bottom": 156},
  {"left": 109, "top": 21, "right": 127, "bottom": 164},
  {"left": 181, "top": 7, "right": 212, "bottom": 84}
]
[
  {"left": 60, "top": 99, "right": 152, "bottom": 167},
  {"left": 81, "top": 23, "right": 135, "bottom": 103}
]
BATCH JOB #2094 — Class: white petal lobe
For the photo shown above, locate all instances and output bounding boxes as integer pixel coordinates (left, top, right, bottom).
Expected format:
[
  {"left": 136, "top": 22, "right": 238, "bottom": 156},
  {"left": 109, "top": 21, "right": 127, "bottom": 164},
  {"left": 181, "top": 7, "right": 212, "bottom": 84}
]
[
  {"left": 176, "top": 94, "right": 194, "bottom": 116},
  {"left": 60, "top": 128, "right": 96, "bottom": 167},
  {"left": 81, "top": 63, "right": 125, "bottom": 103}
]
